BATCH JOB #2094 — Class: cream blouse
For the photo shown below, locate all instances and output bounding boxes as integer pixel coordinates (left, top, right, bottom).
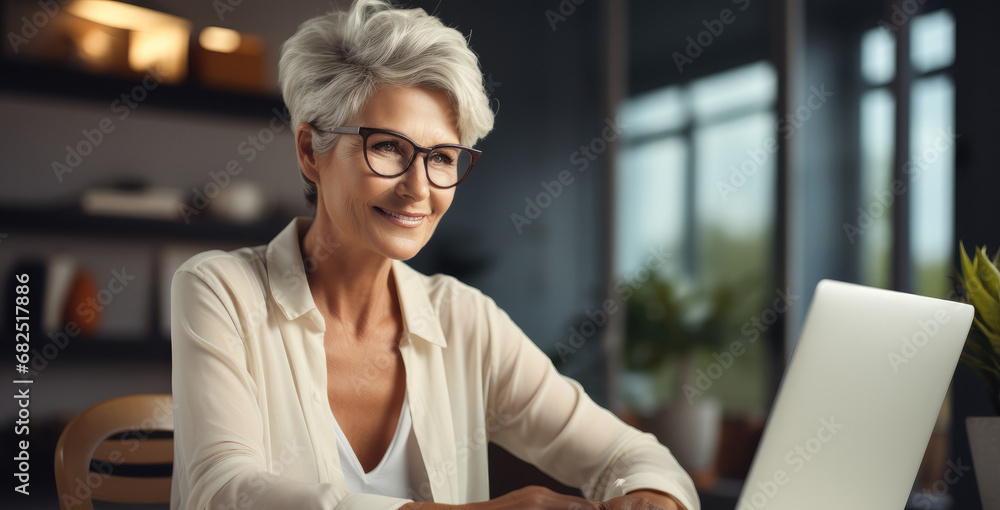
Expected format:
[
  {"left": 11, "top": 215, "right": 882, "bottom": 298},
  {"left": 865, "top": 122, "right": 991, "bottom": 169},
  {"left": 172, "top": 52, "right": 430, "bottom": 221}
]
[{"left": 169, "top": 216, "right": 699, "bottom": 510}]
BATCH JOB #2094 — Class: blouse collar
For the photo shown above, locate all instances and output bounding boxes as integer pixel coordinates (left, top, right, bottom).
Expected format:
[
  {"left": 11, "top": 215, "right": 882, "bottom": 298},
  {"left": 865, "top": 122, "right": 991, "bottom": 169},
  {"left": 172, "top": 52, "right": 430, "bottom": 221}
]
[{"left": 264, "top": 216, "right": 448, "bottom": 348}]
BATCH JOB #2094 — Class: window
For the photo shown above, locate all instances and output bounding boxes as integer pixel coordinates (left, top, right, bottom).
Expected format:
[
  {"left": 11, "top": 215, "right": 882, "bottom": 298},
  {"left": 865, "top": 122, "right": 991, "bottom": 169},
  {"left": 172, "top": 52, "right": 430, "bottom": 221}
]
[
  {"left": 615, "top": 61, "right": 777, "bottom": 416},
  {"left": 859, "top": 9, "right": 956, "bottom": 299}
]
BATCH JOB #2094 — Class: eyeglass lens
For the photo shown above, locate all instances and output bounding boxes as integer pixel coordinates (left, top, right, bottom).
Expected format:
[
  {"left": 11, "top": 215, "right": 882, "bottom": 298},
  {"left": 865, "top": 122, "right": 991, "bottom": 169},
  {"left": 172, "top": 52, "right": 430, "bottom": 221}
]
[{"left": 365, "top": 132, "right": 473, "bottom": 187}]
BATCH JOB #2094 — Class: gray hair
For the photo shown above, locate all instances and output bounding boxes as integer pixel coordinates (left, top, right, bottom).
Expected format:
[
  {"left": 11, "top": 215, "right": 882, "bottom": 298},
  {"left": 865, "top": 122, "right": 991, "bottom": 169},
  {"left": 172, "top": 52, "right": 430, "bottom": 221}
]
[{"left": 278, "top": 0, "right": 495, "bottom": 208}]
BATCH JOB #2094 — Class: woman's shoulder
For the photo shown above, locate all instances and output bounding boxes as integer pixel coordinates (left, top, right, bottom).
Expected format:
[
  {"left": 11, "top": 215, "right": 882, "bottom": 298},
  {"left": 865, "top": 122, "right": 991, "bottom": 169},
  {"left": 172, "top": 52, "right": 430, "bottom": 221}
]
[
  {"left": 398, "top": 262, "right": 487, "bottom": 309},
  {"left": 172, "top": 245, "right": 268, "bottom": 301}
]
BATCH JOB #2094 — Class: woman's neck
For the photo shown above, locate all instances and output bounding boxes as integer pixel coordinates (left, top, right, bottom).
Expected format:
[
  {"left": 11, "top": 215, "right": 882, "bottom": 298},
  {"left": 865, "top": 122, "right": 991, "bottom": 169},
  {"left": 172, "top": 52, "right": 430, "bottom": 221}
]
[{"left": 299, "top": 215, "right": 400, "bottom": 340}]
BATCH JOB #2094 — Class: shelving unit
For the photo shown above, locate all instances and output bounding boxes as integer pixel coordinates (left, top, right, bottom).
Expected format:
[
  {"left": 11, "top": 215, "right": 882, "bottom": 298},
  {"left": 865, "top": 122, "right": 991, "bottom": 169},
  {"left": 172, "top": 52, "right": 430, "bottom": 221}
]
[
  {"left": 0, "top": 204, "right": 293, "bottom": 243},
  {"left": 2, "top": 205, "right": 297, "bottom": 364},
  {"left": 0, "top": 0, "right": 298, "bottom": 362}
]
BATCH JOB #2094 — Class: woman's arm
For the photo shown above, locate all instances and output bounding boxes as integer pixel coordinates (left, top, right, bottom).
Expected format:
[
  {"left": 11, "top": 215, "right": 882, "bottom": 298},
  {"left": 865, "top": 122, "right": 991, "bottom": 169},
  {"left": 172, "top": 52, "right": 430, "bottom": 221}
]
[
  {"left": 474, "top": 292, "right": 699, "bottom": 510},
  {"left": 171, "top": 264, "right": 346, "bottom": 509}
]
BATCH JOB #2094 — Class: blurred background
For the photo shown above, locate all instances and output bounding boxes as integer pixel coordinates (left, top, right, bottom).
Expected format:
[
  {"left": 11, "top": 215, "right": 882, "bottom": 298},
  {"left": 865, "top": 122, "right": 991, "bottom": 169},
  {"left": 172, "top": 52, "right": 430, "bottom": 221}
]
[{"left": 0, "top": 0, "right": 997, "bottom": 508}]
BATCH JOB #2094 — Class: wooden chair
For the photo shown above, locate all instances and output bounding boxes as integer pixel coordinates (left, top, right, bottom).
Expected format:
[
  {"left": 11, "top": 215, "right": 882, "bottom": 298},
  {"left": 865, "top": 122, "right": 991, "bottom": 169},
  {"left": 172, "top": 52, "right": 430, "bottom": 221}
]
[{"left": 54, "top": 394, "right": 174, "bottom": 510}]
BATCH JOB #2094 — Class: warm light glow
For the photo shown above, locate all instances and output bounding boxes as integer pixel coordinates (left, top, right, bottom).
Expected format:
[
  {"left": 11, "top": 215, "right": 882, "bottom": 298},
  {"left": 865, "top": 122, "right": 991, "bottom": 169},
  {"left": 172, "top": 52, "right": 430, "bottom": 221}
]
[
  {"left": 128, "top": 28, "right": 187, "bottom": 78},
  {"left": 66, "top": 0, "right": 190, "bottom": 83},
  {"left": 79, "top": 29, "right": 113, "bottom": 60},
  {"left": 199, "top": 26, "right": 242, "bottom": 53},
  {"left": 67, "top": 0, "right": 188, "bottom": 32}
]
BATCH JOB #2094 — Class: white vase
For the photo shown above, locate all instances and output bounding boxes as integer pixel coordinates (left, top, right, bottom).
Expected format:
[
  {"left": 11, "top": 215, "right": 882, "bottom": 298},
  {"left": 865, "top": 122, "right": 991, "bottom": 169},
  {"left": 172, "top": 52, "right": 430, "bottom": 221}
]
[
  {"left": 652, "top": 356, "right": 723, "bottom": 471},
  {"left": 654, "top": 397, "right": 723, "bottom": 471},
  {"left": 968, "top": 416, "right": 1000, "bottom": 510}
]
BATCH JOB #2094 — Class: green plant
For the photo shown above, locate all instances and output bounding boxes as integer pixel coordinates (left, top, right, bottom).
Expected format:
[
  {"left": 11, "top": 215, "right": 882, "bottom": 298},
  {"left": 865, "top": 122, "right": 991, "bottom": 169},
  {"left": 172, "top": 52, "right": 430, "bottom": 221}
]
[
  {"left": 956, "top": 242, "right": 1000, "bottom": 414},
  {"left": 623, "top": 275, "right": 734, "bottom": 373}
]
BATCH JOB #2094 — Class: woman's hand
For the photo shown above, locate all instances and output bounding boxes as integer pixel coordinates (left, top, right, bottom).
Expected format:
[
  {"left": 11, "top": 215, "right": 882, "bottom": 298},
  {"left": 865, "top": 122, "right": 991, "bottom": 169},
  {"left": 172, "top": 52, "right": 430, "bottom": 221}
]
[
  {"left": 399, "top": 487, "right": 686, "bottom": 510},
  {"left": 468, "top": 486, "right": 601, "bottom": 510},
  {"left": 400, "top": 485, "right": 601, "bottom": 510}
]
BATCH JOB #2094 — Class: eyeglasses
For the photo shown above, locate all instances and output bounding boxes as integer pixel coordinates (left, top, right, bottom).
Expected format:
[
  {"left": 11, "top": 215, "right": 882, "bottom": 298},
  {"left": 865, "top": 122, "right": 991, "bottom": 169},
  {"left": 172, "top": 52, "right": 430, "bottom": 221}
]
[{"left": 318, "top": 126, "right": 482, "bottom": 189}]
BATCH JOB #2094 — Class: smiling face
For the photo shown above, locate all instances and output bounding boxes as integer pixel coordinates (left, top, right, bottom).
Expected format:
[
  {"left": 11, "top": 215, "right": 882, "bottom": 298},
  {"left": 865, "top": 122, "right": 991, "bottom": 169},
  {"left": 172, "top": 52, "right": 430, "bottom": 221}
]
[{"left": 301, "top": 86, "right": 460, "bottom": 261}]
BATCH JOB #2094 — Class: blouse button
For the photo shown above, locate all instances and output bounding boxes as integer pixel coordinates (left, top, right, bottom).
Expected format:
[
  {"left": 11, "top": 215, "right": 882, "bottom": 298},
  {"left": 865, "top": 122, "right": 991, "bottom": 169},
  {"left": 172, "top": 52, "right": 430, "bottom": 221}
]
[{"left": 612, "top": 478, "right": 626, "bottom": 497}]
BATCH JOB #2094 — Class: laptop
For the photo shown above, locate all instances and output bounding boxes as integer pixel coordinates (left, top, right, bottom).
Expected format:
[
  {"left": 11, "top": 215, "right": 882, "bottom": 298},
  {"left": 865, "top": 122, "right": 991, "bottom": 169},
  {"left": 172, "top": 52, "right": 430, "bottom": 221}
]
[{"left": 736, "top": 279, "right": 975, "bottom": 510}]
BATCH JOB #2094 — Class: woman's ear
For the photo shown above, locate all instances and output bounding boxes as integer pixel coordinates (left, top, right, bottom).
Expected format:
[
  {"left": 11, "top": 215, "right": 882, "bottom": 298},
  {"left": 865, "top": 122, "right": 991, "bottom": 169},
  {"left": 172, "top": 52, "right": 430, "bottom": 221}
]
[{"left": 296, "top": 122, "right": 320, "bottom": 183}]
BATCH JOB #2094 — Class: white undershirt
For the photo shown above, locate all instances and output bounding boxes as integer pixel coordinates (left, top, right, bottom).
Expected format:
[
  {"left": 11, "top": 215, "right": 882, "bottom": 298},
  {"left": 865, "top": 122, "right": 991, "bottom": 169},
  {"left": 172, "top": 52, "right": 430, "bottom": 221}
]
[{"left": 331, "top": 394, "right": 427, "bottom": 501}]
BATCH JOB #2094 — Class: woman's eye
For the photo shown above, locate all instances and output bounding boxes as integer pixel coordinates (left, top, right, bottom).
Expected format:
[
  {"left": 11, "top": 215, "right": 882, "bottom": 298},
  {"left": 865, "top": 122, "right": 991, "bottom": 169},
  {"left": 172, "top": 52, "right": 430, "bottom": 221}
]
[
  {"left": 372, "top": 142, "right": 398, "bottom": 154},
  {"left": 431, "top": 153, "right": 454, "bottom": 165}
]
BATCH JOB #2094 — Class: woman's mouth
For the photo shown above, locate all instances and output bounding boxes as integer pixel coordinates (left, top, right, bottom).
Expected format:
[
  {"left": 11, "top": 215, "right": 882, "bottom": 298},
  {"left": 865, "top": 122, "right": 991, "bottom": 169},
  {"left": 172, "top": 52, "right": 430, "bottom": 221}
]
[{"left": 374, "top": 207, "right": 425, "bottom": 228}]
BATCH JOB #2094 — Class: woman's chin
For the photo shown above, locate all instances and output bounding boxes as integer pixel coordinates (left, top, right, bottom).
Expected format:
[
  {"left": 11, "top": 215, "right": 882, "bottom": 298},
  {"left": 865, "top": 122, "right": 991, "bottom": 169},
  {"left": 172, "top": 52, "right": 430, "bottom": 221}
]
[{"left": 376, "top": 238, "right": 428, "bottom": 261}]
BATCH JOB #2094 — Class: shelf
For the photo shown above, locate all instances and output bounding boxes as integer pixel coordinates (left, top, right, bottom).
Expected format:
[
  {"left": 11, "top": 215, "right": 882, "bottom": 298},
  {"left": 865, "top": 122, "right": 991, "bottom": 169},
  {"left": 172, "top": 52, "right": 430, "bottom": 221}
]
[
  {"left": 0, "top": 57, "right": 286, "bottom": 121},
  {"left": 22, "top": 336, "right": 171, "bottom": 371},
  {"left": 0, "top": 204, "right": 295, "bottom": 244}
]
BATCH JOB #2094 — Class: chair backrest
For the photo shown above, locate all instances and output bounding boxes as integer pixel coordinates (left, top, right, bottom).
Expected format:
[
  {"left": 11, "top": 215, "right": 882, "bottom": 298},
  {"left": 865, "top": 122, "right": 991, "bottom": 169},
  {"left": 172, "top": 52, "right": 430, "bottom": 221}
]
[{"left": 54, "top": 394, "right": 174, "bottom": 510}]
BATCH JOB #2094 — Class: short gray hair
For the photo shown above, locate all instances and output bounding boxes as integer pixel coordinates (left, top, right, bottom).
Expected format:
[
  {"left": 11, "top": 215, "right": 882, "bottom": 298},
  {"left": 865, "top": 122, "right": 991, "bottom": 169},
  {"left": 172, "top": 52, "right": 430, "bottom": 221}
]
[{"left": 279, "top": 0, "right": 495, "bottom": 208}]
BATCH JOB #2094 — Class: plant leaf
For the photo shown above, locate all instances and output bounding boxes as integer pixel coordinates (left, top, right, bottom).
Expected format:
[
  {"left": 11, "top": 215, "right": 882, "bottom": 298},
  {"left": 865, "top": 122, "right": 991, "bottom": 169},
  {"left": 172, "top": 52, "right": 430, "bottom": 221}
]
[
  {"left": 973, "top": 316, "right": 1000, "bottom": 352},
  {"left": 975, "top": 246, "right": 1000, "bottom": 302},
  {"left": 960, "top": 241, "right": 977, "bottom": 285},
  {"left": 960, "top": 244, "right": 1000, "bottom": 333}
]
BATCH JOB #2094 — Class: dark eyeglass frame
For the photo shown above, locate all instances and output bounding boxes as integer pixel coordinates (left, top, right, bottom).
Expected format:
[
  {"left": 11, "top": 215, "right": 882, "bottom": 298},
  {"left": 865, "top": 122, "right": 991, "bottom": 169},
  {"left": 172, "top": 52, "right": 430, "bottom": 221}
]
[{"left": 317, "top": 126, "right": 482, "bottom": 189}]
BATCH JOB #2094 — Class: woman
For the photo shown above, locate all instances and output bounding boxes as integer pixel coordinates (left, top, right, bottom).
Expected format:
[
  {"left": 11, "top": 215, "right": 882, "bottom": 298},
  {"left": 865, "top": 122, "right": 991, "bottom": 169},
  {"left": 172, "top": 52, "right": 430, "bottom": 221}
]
[{"left": 170, "top": 1, "right": 698, "bottom": 509}]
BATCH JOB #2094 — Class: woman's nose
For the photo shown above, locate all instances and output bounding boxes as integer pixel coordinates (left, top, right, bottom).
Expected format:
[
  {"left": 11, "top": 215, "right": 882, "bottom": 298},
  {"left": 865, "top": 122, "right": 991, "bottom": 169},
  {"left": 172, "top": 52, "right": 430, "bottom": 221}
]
[{"left": 396, "top": 153, "right": 431, "bottom": 201}]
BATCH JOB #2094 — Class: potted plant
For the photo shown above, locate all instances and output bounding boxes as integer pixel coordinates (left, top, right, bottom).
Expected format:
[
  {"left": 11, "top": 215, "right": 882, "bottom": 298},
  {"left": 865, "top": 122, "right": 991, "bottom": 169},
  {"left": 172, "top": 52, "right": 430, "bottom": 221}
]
[
  {"left": 955, "top": 242, "right": 1000, "bottom": 509},
  {"left": 621, "top": 274, "right": 734, "bottom": 473},
  {"left": 956, "top": 242, "right": 1000, "bottom": 413}
]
